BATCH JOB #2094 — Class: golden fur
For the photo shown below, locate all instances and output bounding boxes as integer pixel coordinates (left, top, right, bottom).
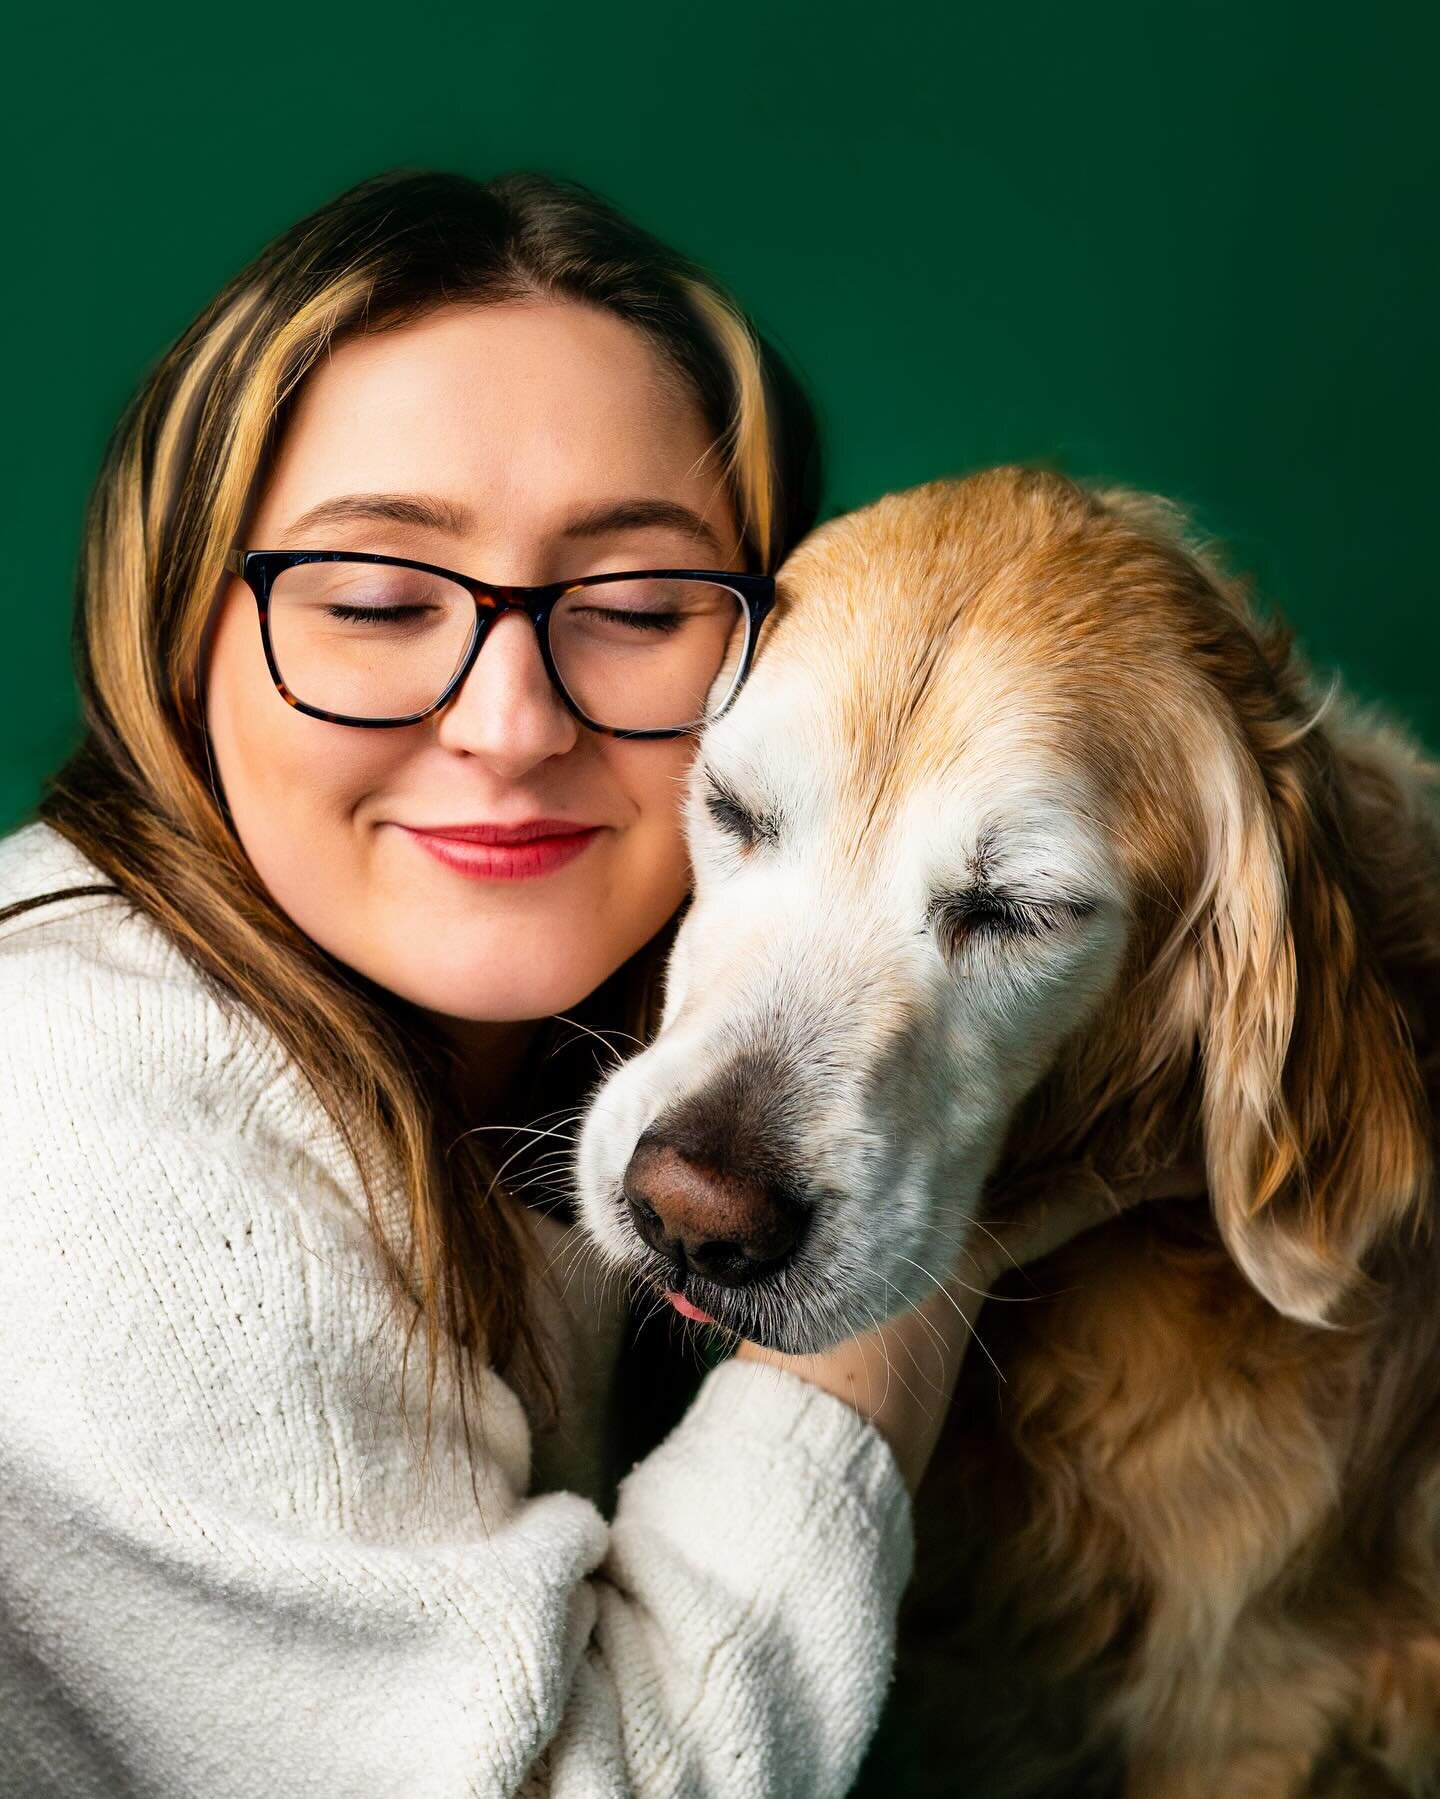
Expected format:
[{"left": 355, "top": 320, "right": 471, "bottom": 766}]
[{"left": 780, "top": 471, "right": 1440, "bottom": 1795}]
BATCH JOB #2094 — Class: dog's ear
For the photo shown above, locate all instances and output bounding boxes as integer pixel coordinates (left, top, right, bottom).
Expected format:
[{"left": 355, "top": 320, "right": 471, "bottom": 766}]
[{"left": 1192, "top": 698, "right": 1432, "bottom": 1326}]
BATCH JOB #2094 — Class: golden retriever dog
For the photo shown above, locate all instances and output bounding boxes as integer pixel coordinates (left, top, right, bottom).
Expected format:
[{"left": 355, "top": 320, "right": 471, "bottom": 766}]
[{"left": 575, "top": 467, "right": 1440, "bottom": 1795}]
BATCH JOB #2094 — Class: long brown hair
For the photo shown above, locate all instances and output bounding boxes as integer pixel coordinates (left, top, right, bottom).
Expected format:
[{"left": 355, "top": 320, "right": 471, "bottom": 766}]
[{"left": 10, "top": 167, "right": 821, "bottom": 1454}]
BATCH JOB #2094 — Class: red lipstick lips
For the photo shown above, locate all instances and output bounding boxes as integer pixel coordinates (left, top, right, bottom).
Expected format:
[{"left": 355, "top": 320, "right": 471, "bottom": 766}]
[{"left": 399, "top": 818, "right": 602, "bottom": 881}]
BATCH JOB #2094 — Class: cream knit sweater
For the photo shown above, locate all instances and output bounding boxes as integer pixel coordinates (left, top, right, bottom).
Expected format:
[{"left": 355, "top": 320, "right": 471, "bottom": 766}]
[{"left": 0, "top": 822, "right": 913, "bottom": 1798}]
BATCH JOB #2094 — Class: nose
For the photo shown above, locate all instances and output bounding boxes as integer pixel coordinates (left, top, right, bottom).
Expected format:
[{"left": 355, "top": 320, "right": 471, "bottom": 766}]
[
  {"left": 623, "top": 1137, "right": 808, "bottom": 1287},
  {"left": 434, "top": 611, "right": 579, "bottom": 770}
]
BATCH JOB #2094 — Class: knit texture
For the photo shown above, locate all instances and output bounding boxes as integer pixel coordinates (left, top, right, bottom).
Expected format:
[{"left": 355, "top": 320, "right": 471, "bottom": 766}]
[{"left": 0, "top": 823, "right": 913, "bottom": 1797}]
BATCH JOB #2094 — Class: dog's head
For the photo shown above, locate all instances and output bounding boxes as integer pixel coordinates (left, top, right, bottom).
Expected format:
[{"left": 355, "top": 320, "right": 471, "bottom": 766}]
[{"left": 575, "top": 469, "right": 1433, "bottom": 1352}]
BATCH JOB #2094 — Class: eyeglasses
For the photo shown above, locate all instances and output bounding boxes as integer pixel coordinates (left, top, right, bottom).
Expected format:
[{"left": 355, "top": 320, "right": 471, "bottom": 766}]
[{"left": 224, "top": 550, "right": 777, "bottom": 738}]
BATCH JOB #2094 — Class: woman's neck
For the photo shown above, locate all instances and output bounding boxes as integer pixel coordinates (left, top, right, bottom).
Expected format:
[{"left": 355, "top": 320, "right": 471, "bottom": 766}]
[{"left": 432, "top": 1016, "right": 545, "bottom": 1127}]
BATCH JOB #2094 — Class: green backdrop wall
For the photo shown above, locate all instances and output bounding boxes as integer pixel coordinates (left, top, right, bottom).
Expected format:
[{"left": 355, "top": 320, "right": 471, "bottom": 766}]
[{"left": 6, "top": 0, "right": 1435, "bottom": 833}]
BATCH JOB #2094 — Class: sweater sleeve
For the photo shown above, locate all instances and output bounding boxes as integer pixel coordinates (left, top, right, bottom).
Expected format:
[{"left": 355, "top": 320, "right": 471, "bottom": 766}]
[{"left": 0, "top": 894, "right": 912, "bottom": 1799}]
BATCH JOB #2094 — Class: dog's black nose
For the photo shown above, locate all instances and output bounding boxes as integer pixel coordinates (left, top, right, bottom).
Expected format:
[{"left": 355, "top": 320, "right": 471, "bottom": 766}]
[{"left": 623, "top": 1137, "right": 806, "bottom": 1287}]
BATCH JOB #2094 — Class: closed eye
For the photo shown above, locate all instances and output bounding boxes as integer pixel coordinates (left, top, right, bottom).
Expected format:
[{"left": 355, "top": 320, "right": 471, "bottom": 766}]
[
  {"left": 927, "top": 888, "right": 1096, "bottom": 957},
  {"left": 702, "top": 772, "right": 778, "bottom": 849},
  {"left": 326, "top": 603, "right": 436, "bottom": 626},
  {"left": 567, "top": 605, "right": 684, "bottom": 635}
]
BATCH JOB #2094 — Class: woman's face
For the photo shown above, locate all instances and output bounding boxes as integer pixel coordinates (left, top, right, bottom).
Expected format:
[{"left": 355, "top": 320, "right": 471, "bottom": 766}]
[{"left": 205, "top": 301, "right": 739, "bottom": 1027}]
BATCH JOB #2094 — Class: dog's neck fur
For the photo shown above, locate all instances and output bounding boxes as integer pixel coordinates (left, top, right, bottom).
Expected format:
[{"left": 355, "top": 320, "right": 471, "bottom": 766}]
[{"left": 896, "top": 1198, "right": 1440, "bottom": 1793}]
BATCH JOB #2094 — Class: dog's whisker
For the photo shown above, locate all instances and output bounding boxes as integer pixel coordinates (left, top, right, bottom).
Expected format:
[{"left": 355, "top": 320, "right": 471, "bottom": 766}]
[
  {"left": 962, "top": 1216, "right": 1031, "bottom": 1282},
  {"left": 547, "top": 1012, "right": 644, "bottom": 1061},
  {"left": 862, "top": 1297, "right": 943, "bottom": 1420},
  {"left": 876, "top": 1278, "right": 952, "bottom": 1401},
  {"left": 894, "top": 1250, "right": 1059, "bottom": 1307},
  {"left": 475, "top": 1134, "right": 554, "bottom": 1208},
  {"left": 921, "top": 1277, "right": 1008, "bottom": 1388},
  {"left": 455, "top": 1121, "right": 580, "bottom": 1147},
  {"left": 505, "top": 1157, "right": 573, "bottom": 1188}
]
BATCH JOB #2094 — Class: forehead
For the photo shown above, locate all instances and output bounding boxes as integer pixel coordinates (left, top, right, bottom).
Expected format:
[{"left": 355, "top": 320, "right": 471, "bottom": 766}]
[
  {"left": 248, "top": 301, "right": 732, "bottom": 544},
  {"left": 717, "top": 479, "right": 1198, "bottom": 877}
]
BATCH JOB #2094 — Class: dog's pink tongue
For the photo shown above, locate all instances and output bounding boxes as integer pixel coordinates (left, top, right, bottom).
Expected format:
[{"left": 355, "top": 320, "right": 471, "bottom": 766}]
[{"left": 667, "top": 1289, "right": 717, "bottom": 1324}]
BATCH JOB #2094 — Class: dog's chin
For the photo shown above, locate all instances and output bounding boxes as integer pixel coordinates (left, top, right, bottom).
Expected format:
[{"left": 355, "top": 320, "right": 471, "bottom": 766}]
[{"left": 631, "top": 1253, "right": 902, "bottom": 1357}]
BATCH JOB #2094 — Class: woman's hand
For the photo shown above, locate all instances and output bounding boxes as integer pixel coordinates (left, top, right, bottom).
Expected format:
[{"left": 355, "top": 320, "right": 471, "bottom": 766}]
[{"left": 736, "top": 1161, "right": 1207, "bottom": 1495}]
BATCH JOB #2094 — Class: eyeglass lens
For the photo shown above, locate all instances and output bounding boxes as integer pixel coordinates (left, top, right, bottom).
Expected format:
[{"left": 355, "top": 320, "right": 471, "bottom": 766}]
[{"left": 265, "top": 564, "right": 750, "bottom": 730}]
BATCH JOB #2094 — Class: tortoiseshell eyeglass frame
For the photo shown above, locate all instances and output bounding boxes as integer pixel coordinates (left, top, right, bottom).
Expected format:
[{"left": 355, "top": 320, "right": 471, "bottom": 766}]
[{"left": 224, "top": 549, "right": 777, "bottom": 740}]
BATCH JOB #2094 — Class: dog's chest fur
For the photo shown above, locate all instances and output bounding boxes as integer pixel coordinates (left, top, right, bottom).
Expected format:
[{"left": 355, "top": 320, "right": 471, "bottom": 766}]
[{"left": 890, "top": 1203, "right": 1440, "bottom": 1797}]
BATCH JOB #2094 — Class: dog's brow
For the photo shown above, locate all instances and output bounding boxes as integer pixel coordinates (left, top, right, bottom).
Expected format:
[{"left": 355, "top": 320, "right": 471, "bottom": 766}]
[
  {"left": 969, "top": 830, "right": 1000, "bottom": 885},
  {"left": 700, "top": 762, "right": 752, "bottom": 806}
]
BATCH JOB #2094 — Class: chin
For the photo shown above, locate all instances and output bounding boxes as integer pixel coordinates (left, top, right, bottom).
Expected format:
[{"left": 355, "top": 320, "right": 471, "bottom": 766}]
[{"left": 406, "top": 972, "right": 598, "bottom": 1025}]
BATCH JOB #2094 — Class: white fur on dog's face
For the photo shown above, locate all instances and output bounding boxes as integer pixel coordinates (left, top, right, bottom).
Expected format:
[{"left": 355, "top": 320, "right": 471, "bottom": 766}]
[{"left": 575, "top": 502, "right": 1132, "bottom": 1352}]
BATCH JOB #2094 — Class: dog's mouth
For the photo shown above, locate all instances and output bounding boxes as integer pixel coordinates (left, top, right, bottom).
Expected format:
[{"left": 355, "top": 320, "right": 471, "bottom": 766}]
[
  {"left": 628, "top": 1226, "right": 872, "bottom": 1356},
  {"left": 636, "top": 1257, "right": 792, "bottom": 1348}
]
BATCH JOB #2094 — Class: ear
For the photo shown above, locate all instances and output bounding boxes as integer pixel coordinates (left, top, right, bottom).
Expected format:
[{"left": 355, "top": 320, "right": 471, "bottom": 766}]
[{"left": 1195, "top": 717, "right": 1431, "bottom": 1325}]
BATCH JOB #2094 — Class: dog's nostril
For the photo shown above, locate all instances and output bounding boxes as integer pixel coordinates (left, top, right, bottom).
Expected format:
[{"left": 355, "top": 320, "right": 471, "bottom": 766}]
[
  {"left": 687, "top": 1232, "right": 799, "bottom": 1284},
  {"left": 690, "top": 1237, "right": 747, "bottom": 1281},
  {"left": 626, "top": 1192, "right": 673, "bottom": 1261}
]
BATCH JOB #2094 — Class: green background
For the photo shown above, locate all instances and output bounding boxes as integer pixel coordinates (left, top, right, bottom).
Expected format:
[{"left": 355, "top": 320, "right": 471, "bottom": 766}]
[{"left": 5, "top": 1, "right": 1436, "bottom": 834}]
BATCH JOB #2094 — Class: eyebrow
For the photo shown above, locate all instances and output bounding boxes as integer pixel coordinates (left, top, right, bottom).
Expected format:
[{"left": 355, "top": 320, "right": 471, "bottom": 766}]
[
  {"left": 561, "top": 498, "right": 727, "bottom": 561},
  {"left": 273, "top": 491, "right": 728, "bottom": 560},
  {"left": 274, "top": 493, "right": 472, "bottom": 544}
]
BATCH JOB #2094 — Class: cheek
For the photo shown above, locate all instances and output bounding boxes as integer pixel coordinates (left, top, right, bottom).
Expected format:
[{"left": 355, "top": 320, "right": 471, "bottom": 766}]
[
  {"left": 596, "top": 737, "right": 695, "bottom": 928},
  {"left": 203, "top": 585, "right": 409, "bottom": 923}
]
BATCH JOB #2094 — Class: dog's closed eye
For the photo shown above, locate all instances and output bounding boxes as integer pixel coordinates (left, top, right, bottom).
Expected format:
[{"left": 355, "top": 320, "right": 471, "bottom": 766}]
[
  {"left": 702, "top": 771, "right": 779, "bottom": 850},
  {"left": 927, "top": 888, "right": 1096, "bottom": 958}
]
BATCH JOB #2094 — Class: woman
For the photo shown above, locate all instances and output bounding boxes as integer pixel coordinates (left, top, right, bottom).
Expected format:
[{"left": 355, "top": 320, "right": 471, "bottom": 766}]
[{"left": 0, "top": 169, "right": 1128, "bottom": 1795}]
